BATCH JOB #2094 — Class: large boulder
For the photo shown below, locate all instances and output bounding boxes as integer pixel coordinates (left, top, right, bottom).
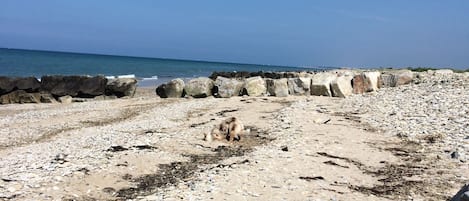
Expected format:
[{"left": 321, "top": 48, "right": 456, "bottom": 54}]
[
  {"left": 363, "top": 71, "right": 381, "bottom": 91},
  {"left": 214, "top": 77, "right": 243, "bottom": 98},
  {"left": 0, "top": 77, "right": 41, "bottom": 95},
  {"left": 156, "top": 79, "right": 185, "bottom": 98},
  {"left": 0, "top": 90, "right": 41, "bottom": 104},
  {"left": 266, "top": 78, "right": 289, "bottom": 97},
  {"left": 41, "top": 75, "right": 107, "bottom": 97},
  {"left": 352, "top": 74, "right": 372, "bottom": 94},
  {"left": 106, "top": 78, "right": 137, "bottom": 98},
  {"left": 288, "top": 77, "right": 311, "bottom": 95},
  {"left": 331, "top": 75, "right": 353, "bottom": 98},
  {"left": 184, "top": 77, "right": 214, "bottom": 98},
  {"left": 311, "top": 72, "right": 336, "bottom": 96},
  {"left": 243, "top": 76, "right": 266, "bottom": 97}
]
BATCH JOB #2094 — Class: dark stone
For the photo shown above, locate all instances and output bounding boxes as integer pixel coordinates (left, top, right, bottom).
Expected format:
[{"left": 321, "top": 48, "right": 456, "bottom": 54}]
[
  {"left": 106, "top": 78, "right": 137, "bottom": 98},
  {"left": 155, "top": 84, "right": 168, "bottom": 98},
  {"left": 451, "top": 151, "right": 460, "bottom": 159},
  {"left": 0, "top": 76, "right": 41, "bottom": 95},
  {"left": 41, "top": 75, "right": 107, "bottom": 97},
  {"left": 281, "top": 146, "right": 289, "bottom": 152}
]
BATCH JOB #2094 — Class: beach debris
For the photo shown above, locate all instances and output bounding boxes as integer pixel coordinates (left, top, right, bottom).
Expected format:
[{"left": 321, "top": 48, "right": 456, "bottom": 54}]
[
  {"left": 107, "top": 145, "right": 128, "bottom": 152},
  {"left": 243, "top": 76, "right": 267, "bottom": 97},
  {"left": 266, "top": 78, "right": 289, "bottom": 97},
  {"left": 53, "top": 153, "right": 68, "bottom": 164},
  {"left": 299, "top": 176, "right": 325, "bottom": 181},
  {"left": 184, "top": 77, "right": 214, "bottom": 98},
  {"left": 287, "top": 77, "right": 311, "bottom": 96},
  {"left": 451, "top": 151, "right": 460, "bottom": 159},
  {"left": 156, "top": 78, "right": 185, "bottom": 98},
  {"left": 281, "top": 146, "right": 289, "bottom": 152}
]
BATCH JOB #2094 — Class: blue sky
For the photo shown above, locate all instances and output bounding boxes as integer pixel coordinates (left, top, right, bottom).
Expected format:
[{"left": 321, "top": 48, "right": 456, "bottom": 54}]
[{"left": 1, "top": 0, "right": 468, "bottom": 68}]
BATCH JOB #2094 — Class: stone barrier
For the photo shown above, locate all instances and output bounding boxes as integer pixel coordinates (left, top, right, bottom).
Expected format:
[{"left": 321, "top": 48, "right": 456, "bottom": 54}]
[
  {"left": 157, "top": 69, "right": 417, "bottom": 99},
  {"left": 0, "top": 75, "right": 137, "bottom": 104}
]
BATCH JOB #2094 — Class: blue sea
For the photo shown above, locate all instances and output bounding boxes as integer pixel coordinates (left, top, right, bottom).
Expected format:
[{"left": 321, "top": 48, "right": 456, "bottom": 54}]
[{"left": 0, "top": 48, "right": 326, "bottom": 87}]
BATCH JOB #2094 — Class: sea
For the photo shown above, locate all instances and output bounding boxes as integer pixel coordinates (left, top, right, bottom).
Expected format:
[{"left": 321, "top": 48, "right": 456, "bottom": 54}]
[{"left": 0, "top": 48, "right": 327, "bottom": 87}]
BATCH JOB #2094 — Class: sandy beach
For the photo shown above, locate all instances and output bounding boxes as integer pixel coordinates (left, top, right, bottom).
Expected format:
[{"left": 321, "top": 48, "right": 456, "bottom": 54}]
[{"left": 0, "top": 72, "right": 468, "bottom": 201}]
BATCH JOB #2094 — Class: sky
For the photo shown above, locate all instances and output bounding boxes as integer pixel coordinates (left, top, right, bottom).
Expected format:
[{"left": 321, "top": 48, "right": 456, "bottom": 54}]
[{"left": 1, "top": 0, "right": 468, "bottom": 68}]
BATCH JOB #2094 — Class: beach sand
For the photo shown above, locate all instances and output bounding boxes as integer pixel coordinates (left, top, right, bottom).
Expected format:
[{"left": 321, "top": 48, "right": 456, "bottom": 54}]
[{"left": 0, "top": 74, "right": 468, "bottom": 200}]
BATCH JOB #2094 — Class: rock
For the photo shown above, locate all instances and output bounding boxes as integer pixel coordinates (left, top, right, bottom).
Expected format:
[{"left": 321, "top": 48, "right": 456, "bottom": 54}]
[
  {"left": 363, "top": 71, "right": 381, "bottom": 91},
  {"left": 380, "top": 70, "right": 414, "bottom": 87},
  {"left": 331, "top": 75, "right": 353, "bottom": 98},
  {"left": 0, "top": 90, "right": 40, "bottom": 104},
  {"left": 435, "top": 69, "right": 454, "bottom": 75},
  {"left": 281, "top": 146, "right": 289, "bottom": 152},
  {"left": 39, "top": 93, "right": 57, "bottom": 103},
  {"left": 451, "top": 151, "right": 460, "bottom": 159},
  {"left": 266, "top": 78, "right": 289, "bottom": 97},
  {"left": 214, "top": 77, "right": 243, "bottom": 98},
  {"left": 0, "top": 76, "right": 14, "bottom": 95},
  {"left": 105, "top": 78, "right": 137, "bottom": 98},
  {"left": 243, "top": 76, "right": 266, "bottom": 97},
  {"left": 0, "top": 76, "right": 41, "bottom": 95},
  {"left": 58, "top": 95, "right": 73, "bottom": 104},
  {"left": 41, "top": 75, "right": 107, "bottom": 97},
  {"left": 451, "top": 184, "right": 469, "bottom": 201},
  {"left": 352, "top": 74, "right": 372, "bottom": 94},
  {"left": 184, "top": 77, "right": 214, "bottom": 98},
  {"left": 288, "top": 77, "right": 311, "bottom": 95},
  {"left": 156, "top": 79, "right": 185, "bottom": 98},
  {"left": 311, "top": 72, "right": 336, "bottom": 96}
]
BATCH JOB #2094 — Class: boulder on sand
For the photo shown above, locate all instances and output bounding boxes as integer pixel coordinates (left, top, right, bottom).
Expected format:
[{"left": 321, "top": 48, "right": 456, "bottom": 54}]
[
  {"left": 352, "top": 73, "right": 376, "bottom": 94},
  {"left": 331, "top": 75, "right": 353, "bottom": 98},
  {"left": 0, "top": 90, "right": 57, "bottom": 104},
  {"left": 184, "top": 77, "right": 214, "bottom": 98},
  {"left": 311, "top": 72, "right": 336, "bottom": 96},
  {"left": 105, "top": 78, "right": 137, "bottom": 98},
  {"left": 288, "top": 77, "right": 311, "bottom": 96},
  {"left": 243, "top": 76, "right": 266, "bottom": 97},
  {"left": 266, "top": 78, "right": 289, "bottom": 97},
  {"left": 363, "top": 71, "right": 381, "bottom": 91},
  {"left": 0, "top": 76, "right": 41, "bottom": 95},
  {"left": 214, "top": 77, "right": 244, "bottom": 98},
  {"left": 41, "top": 75, "right": 107, "bottom": 97},
  {"left": 156, "top": 78, "right": 185, "bottom": 98},
  {"left": 380, "top": 70, "right": 414, "bottom": 87}
]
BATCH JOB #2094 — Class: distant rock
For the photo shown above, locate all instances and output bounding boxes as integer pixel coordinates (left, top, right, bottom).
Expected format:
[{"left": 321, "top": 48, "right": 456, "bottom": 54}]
[
  {"left": 434, "top": 69, "right": 454, "bottom": 75},
  {"left": 184, "top": 77, "right": 214, "bottom": 98},
  {"left": 214, "top": 77, "right": 243, "bottom": 98},
  {"left": 156, "top": 79, "right": 185, "bottom": 98},
  {"left": 266, "top": 78, "right": 289, "bottom": 97},
  {"left": 243, "top": 76, "right": 267, "bottom": 97},
  {"left": 311, "top": 72, "right": 336, "bottom": 96},
  {"left": 106, "top": 78, "right": 137, "bottom": 98},
  {"left": 380, "top": 70, "right": 414, "bottom": 88},
  {"left": 331, "top": 75, "right": 353, "bottom": 98},
  {"left": 288, "top": 77, "right": 311, "bottom": 96}
]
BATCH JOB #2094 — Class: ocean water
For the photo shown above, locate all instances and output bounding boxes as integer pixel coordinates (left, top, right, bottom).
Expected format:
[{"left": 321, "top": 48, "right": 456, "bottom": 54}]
[{"left": 0, "top": 48, "right": 325, "bottom": 86}]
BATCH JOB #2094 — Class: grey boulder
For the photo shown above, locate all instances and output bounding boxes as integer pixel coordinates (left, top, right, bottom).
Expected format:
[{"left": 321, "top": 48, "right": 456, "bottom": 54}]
[
  {"left": 266, "top": 78, "right": 289, "bottom": 97},
  {"left": 243, "top": 76, "right": 266, "bottom": 97},
  {"left": 106, "top": 78, "right": 137, "bottom": 98},
  {"left": 156, "top": 78, "right": 185, "bottom": 98},
  {"left": 214, "top": 77, "right": 243, "bottom": 98},
  {"left": 288, "top": 77, "right": 311, "bottom": 96},
  {"left": 184, "top": 77, "right": 214, "bottom": 98}
]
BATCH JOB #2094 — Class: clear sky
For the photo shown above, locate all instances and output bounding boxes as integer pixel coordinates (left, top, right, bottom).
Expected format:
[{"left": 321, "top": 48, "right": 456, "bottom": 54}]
[{"left": 1, "top": 0, "right": 468, "bottom": 68}]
